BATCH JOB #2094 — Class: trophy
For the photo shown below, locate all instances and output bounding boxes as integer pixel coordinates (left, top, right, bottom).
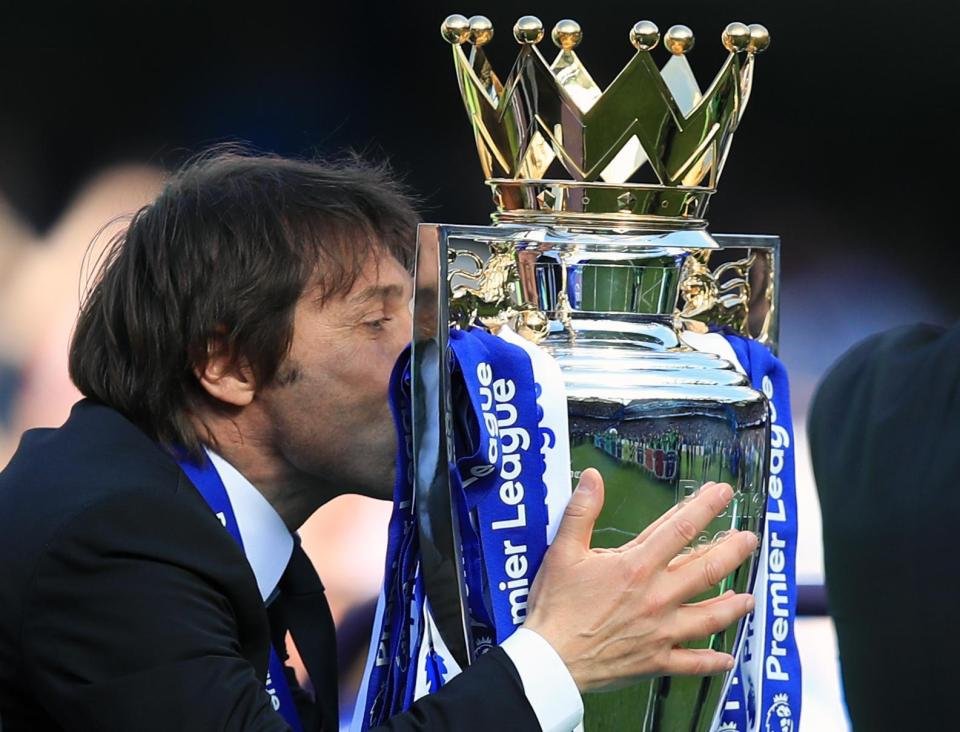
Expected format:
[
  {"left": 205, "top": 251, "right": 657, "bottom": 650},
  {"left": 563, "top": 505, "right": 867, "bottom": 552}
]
[{"left": 412, "top": 14, "right": 776, "bottom": 731}]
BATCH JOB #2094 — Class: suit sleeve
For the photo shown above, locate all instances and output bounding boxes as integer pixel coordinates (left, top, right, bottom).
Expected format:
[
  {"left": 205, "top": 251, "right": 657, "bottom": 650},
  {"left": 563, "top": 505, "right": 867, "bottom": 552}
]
[
  {"left": 20, "top": 489, "right": 292, "bottom": 732},
  {"left": 370, "top": 648, "right": 541, "bottom": 732}
]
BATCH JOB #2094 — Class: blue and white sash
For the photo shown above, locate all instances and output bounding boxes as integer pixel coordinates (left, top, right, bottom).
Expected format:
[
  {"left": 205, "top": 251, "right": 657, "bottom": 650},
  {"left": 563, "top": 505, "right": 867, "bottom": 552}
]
[
  {"left": 176, "top": 454, "right": 305, "bottom": 732},
  {"left": 714, "top": 334, "right": 802, "bottom": 732}
]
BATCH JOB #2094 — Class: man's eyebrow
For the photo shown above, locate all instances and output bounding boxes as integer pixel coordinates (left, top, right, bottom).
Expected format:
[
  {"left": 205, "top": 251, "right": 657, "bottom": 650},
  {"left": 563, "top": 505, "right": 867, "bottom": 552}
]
[{"left": 349, "top": 283, "right": 407, "bottom": 304}]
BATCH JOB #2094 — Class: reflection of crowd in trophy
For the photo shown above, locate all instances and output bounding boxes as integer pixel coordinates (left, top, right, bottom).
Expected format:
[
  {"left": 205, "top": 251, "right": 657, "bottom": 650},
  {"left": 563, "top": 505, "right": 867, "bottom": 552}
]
[
  {"left": 592, "top": 427, "right": 681, "bottom": 481},
  {"left": 587, "top": 427, "right": 764, "bottom": 487},
  {"left": 579, "top": 425, "right": 767, "bottom": 542}
]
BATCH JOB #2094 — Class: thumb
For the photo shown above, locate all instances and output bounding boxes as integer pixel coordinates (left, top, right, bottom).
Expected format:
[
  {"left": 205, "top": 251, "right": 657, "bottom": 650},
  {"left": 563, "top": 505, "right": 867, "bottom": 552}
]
[{"left": 552, "top": 468, "right": 604, "bottom": 557}]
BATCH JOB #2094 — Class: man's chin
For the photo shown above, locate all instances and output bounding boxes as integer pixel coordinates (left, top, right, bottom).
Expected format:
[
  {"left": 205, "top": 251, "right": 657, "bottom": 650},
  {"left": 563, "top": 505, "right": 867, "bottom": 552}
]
[
  {"left": 350, "top": 482, "right": 394, "bottom": 502},
  {"left": 349, "top": 463, "right": 396, "bottom": 502}
]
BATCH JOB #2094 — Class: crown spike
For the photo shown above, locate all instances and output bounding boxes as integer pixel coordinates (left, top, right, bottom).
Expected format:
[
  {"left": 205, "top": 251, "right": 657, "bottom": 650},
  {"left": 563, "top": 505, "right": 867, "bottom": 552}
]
[
  {"left": 722, "top": 22, "right": 750, "bottom": 53},
  {"left": 513, "top": 16, "right": 544, "bottom": 44},
  {"left": 468, "top": 15, "right": 494, "bottom": 46},
  {"left": 551, "top": 19, "right": 582, "bottom": 50},
  {"left": 441, "top": 14, "right": 471, "bottom": 44},
  {"left": 665, "top": 25, "right": 695, "bottom": 55},
  {"left": 746, "top": 24, "right": 770, "bottom": 54},
  {"left": 629, "top": 20, "right": 660, "bottom": 51}
]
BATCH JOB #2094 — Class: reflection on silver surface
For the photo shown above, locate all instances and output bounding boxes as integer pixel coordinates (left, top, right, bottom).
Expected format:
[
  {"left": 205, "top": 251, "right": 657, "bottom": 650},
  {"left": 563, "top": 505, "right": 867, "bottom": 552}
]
[
  {"left": 414, "top": 222, "right": 774, "bottom": 730},
  {"left": 540, "top": 326, "right": 767, "bottom": 730},
  {"left": 411, "top": 226, "right": 474, "bottom": 670}
]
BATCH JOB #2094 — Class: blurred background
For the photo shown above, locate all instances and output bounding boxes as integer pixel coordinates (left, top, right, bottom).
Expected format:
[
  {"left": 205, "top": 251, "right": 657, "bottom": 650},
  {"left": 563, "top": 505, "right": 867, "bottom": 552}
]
[{"left": 1, "top": 1, "right": 955, "bottom": 729}]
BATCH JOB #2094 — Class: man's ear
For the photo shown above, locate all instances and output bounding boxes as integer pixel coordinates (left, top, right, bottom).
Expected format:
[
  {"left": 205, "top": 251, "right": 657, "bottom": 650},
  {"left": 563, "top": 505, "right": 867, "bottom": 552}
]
[{"left": 195, "top": 339, "right": 257, "bottom": 407}]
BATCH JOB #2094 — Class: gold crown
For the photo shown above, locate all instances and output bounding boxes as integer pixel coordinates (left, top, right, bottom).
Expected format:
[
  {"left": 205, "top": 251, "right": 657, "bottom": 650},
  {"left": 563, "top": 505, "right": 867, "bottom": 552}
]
[{"left": 442, "top": 14, "right": 770, "bottom": 232}]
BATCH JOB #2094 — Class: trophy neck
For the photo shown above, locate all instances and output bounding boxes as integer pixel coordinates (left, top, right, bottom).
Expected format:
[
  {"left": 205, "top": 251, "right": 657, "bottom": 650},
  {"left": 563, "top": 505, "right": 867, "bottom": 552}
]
[
  {"left": 565, "top": 254, "right": 686, "bottom": 318},
  {"left": 517, "top": 247, "right": 689, "bottom": 345}
]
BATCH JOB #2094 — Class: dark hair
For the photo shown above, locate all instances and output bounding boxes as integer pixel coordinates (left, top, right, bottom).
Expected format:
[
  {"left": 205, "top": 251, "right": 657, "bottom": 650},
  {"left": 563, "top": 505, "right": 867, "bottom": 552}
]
[{"left": 69, "top": 149, "right": 420, "bottom": 454}]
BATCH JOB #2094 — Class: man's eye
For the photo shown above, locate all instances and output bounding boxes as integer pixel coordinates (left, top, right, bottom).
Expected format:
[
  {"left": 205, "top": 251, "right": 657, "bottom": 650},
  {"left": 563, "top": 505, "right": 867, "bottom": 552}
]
[{"left": 364, "top": 317, "right": 392, "bottom": 331}]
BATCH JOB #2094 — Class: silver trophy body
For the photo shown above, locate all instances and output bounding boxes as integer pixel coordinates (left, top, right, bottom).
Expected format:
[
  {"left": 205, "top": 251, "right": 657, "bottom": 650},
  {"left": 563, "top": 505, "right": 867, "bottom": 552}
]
[
  {"left": 421, "top": 13, "right": 776, "bottom": 729},
  {"left": 412, "top": 224, "right": 776, "bottom": 731}
]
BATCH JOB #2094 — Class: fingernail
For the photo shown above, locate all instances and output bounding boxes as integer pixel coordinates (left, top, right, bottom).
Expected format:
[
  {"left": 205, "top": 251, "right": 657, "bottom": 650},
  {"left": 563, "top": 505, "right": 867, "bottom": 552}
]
[
  {"left": 718, "top": 483, "right": 733, "bottom": 502},
  {"left": 577, "top": 473, "right": 597, "bottom": 494},
  {"left": 744, "top": 595, "right": 755, "bottom": 612},
  {"left": 725, "top": 655, "right": 735, "bottom": 670},
  {"left": 742, "top": 532, "right": 759, "bottom": 550}
]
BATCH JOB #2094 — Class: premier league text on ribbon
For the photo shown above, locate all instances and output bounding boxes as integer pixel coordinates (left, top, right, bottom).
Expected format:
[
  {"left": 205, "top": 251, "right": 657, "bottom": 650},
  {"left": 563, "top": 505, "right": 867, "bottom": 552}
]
[
  {"left": 476, "top": 360, "right": 533, "bottom": 626},
  {"left": 763, "top": 374, "right": 791, "bottom": 684}
]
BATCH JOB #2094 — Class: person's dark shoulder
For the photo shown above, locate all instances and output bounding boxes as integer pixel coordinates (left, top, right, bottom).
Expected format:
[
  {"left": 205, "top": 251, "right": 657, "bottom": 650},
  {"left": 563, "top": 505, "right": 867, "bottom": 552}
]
[
  {"left": 0, "top": 400, "right": 220, "bottom": 620},
  {"left": 0, "top": 402, "right": 281, "bottom": 731},
  {"left": 811, "top": 323, "right": 956, "bottom": 427},
  {"left": 0, "top": 399, "right": 188, "bottom": 526},
  {"left": 808, "top": 322, "right": 959, "bottom": 487}
]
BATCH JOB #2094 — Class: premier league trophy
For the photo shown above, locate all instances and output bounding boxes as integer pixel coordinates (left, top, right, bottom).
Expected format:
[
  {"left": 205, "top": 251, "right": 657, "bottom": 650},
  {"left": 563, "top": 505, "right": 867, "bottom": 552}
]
[{"left": 359, "top": 13, "right": 797, "bottom": 732}]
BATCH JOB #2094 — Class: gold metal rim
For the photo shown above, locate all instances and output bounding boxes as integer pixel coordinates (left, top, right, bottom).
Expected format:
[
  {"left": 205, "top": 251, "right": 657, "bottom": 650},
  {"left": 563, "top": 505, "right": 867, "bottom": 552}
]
[
  {"left": 491, "top": 209, "right": 708, "bottom": 232},
  {"left": 488, "top": 180, "right": 713, "bottom": 231},
  {"left": 487, "top": 179, "right": 717, "bottom": 194}
]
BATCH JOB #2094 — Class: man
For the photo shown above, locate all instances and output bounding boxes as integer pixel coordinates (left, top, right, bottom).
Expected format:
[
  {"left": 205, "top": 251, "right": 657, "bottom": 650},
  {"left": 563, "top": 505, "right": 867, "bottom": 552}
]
[
  {"left": 0, "top": 151, "right": 758, "bottom": 731},
  {"left": 809, "top": 323, "right": 960, "bottom": 730}
]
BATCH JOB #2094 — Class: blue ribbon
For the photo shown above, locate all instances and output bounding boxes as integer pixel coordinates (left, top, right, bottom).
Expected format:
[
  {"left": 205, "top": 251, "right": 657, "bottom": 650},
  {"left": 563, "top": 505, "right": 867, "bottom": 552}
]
[
  {"left": 719, "top": 335, "right": 802, "bottom": 732},
  {"left": 176, "top": 453, "right": 305, "bottom": 732},
  {"left": 359, "top": 349, "right": 421, "bottom": 728},
  {"left": 356, "top": 329, "right": 552, "bottom": 728},
  {"left": 448, "top": 329, "right": 549, "bottom": 644}
]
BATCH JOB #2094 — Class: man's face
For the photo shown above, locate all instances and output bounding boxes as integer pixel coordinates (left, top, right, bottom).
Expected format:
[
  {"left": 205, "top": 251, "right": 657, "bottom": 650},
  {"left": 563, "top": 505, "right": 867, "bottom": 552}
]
[{"left": 258, "top": 252, "right": 413, "bottom": 501}]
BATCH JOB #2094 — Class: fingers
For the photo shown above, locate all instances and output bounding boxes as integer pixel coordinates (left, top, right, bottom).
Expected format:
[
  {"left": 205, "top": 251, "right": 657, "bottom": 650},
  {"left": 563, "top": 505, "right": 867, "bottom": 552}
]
[
  {"left": 662, "top": 647, "right": 736, "bottom": 677},
  {"left": 672, "top": 592, "right": 755, "bottom": 644},
  {"left": 619, "top": 482, "right": 716, "bottom": 552},
  {"left": 631, "top": 482, "right": 734, "bottom": 567},
  {"left": 668, "top": 530, "right": 758, "bottom": 601},
  {"left": 666, "top": 529, "right": 752, "bottom": 572},
  {"left": 550, "top": 469, "right": 604, "bottom": 559},
  {"left": 693, "top": 588, "right": 736, "bottom": 606}
]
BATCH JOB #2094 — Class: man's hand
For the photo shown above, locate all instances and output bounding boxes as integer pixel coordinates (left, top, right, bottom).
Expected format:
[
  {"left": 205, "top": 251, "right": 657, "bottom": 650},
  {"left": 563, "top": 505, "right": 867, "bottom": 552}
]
[{"left": 523, "top": 469, "right": 757, "bottom": 693}]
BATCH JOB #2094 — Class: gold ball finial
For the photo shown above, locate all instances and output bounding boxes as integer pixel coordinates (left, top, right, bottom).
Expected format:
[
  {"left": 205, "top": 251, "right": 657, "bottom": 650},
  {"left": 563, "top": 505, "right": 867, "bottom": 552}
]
[
  {"left": 664, "top": 25, "right": 695, "bottom": 55},
  {"left": 747, "top": 24, "right": 770, "bottom": 54},
  {"left": 513, "top": 15, "right": 544, "bottom": 44},
  {"left": 551, "top": 19, "right": 582, "bottom": 51},
  {"left": 468, "top": 15, "right": 494, "bottom": 47},
  {"left": 441, "top": 14, "right": 470, "bottom": 45},
  {"left": 722, "top": 22, "right": 750, "bottom": 53},
  {"left": 629, "top": 20, "right": 660, "bottom": 51}
]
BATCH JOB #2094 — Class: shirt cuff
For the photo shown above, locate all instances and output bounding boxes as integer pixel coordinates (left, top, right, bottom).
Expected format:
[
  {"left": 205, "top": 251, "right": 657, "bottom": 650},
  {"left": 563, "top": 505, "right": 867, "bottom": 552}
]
[{"left": 499, "top": 627, "right": 584, "bottom": 732}]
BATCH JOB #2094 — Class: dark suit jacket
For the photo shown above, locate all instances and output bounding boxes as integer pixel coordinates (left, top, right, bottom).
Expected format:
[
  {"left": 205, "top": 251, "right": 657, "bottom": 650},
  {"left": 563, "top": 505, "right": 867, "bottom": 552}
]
[
  {"left": 0, "top": 400, "right": 540, "bottom": 731},
  {"left": 809, "top": 323, "right": 960, "bottom": 730}
]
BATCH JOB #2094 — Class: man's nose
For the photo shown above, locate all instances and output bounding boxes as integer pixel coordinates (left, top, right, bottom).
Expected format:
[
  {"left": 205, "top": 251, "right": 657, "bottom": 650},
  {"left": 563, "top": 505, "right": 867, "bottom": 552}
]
[{"left": 393, "top": 309, "right": 414, "bottom": 353}]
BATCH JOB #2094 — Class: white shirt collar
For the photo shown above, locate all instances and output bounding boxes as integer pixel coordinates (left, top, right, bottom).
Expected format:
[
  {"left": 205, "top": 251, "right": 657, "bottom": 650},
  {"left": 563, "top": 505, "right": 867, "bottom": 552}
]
[{"left": 205, "top": 449, "right": 294, "bottom": 601}]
